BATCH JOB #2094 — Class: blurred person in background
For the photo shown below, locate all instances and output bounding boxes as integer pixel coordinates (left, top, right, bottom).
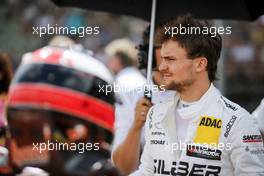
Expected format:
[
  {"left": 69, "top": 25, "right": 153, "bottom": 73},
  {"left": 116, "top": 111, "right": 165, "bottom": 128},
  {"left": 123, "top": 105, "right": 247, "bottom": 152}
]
[
  {"left": 0, "top": 53, "right": 13, "bottom": 127},
  {"left": 0, "top": 52, "right": 13, "bottom": 170},
  {"left": 105, "top": 38, "right": 146, "bottom": 92},
  {"left": 111, "top": 26, "right": 175, "bottom": 175}
]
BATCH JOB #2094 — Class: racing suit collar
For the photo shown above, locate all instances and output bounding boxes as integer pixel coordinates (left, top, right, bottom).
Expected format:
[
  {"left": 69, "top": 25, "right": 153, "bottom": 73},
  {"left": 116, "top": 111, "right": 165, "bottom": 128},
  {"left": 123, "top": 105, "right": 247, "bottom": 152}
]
[
  {"left": 177, "top": 83, "right": 220, "bottom": 120},
  {"left": 160, "top": 83, "right": 219, "bottom": 121},
  {"left": 159, "top": 84, "right": 220, "bottom": 144}
]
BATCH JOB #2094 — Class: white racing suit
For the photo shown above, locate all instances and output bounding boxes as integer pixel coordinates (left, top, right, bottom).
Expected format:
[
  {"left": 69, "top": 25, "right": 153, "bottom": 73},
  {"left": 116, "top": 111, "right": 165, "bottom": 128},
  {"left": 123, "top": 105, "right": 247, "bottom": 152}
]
[
  {"left": 131, "top": 84, "right": 264, "bottom": 176},
  {"left": 253, "top": 98, "right": 264, "bottom": 133},
  {"left": 112, "top": 87, "right": 175, "bottom": 153}
]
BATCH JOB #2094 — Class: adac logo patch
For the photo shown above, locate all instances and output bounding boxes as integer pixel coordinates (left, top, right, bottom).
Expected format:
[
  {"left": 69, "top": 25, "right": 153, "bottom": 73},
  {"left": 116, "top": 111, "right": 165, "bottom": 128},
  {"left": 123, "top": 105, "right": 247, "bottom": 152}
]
[
  {"left": 194, "top": 116, "right": 222, "bottom": 145},
  {"left": 199, "top": 116, "right": 222, "bottom": 128}
]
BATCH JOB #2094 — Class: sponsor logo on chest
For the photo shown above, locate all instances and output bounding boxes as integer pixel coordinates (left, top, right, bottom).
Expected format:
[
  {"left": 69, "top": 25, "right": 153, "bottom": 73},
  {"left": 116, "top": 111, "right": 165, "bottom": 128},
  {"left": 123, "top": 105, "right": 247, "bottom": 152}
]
[
  {"left": 186, "top": 145, "right": 222, "bottom": 160},
  {"left": 194, "top": 116, "right": 222, "bottom": 145},
  {"left": 224, "top": 115, "right": 237, "bottom": 138},
  {"left": 151, "top": 140, "right": 166, "bottom": 145},
  {"left": 154, "top": 159, "right": 221, "bottom": 175},
  {"left": 199, "top": 116, "right": 222, "bottom": 128}
]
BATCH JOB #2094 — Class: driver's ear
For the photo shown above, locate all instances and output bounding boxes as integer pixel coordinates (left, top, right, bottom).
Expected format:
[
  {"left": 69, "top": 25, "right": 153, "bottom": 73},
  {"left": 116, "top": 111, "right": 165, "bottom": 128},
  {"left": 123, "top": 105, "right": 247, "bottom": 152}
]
[{"left": 194, "top": 57, "right": 208, "bottom": 73}]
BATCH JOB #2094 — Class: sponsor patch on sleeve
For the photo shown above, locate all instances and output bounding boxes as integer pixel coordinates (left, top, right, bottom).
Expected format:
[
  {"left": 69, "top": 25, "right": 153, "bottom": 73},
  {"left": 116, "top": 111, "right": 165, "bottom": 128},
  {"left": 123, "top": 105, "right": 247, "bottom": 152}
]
[
  {"left": 242, "top": 135, "right": 263, "bottom": 143},
  {"left": 193, "top": 116, "right": 222, "bottom": 145}
]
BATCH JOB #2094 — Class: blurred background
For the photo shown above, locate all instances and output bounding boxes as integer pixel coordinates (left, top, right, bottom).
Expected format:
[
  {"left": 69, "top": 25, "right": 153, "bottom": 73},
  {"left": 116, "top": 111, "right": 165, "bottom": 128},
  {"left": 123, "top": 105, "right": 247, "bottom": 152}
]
[{"left": 0, "top": 0, "right": 264, "bottom": 111}]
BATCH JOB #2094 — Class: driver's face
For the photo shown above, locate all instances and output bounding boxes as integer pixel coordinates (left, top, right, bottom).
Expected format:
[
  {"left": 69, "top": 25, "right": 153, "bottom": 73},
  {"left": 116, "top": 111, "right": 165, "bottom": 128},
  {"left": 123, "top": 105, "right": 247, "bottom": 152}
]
[{"left": 159, "top": 40, "right": 196, "bottom": 92}]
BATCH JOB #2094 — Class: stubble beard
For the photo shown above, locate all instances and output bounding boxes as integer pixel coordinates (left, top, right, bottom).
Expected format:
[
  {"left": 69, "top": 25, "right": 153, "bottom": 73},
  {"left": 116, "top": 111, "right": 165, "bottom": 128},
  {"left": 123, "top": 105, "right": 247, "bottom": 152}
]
[{"left": 164, "top": 79, "right": 193, "bottom": 93}]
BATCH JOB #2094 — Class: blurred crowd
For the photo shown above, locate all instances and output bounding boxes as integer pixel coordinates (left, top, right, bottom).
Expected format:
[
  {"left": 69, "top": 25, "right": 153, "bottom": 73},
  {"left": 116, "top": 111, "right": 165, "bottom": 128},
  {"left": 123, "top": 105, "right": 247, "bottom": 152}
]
[
  {"left": 0, "top": 0, "right": 147, "bottom": 68},
  {"left": 222, "top": 17, "right": 264, "bottom": 110},
  {"left": 1, "top": 0, "right": 263, "bottom": 111}
]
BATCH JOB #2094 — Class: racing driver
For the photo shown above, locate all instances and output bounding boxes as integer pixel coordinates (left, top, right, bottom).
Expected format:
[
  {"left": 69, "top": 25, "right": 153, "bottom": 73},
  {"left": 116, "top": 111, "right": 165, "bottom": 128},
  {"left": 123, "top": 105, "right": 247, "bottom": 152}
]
[{"left": 130, "top": 15, "right": 264, "bottom": 176}]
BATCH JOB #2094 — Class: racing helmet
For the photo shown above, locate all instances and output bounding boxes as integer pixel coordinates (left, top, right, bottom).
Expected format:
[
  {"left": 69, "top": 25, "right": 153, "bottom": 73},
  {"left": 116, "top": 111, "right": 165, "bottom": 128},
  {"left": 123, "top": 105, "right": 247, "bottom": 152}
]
[{"left": 6, "top": 46, "right": 117, "bottom": 176}]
